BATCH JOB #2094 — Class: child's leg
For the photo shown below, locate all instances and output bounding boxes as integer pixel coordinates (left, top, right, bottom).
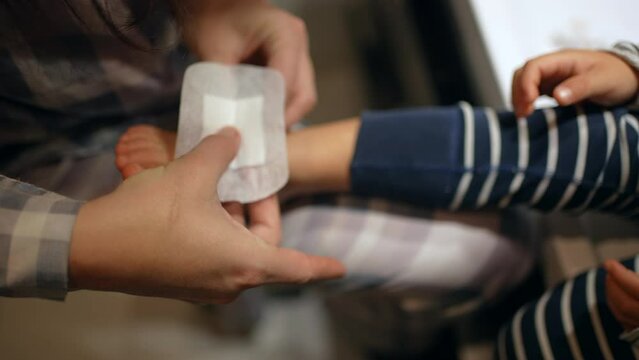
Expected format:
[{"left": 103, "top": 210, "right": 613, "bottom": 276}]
[
  {"left": 115, "top": 125, "right": 176, "bottom": 178},
  {"left": 497, "top": 256, "right": 638, "bottom": 359}
]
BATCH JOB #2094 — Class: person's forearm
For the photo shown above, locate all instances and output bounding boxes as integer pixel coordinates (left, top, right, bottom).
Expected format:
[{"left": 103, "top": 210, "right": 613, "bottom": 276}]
[
  {"left": 291, "top": 104, "right": 639, "bottom": 217},
  {"left": 287, "top": 118, "right": 360, "bottom": 195}
]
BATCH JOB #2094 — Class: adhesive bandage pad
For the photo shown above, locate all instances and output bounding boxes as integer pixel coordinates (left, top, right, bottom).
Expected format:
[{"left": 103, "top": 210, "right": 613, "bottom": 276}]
[{"left": 175, "top": 62, "right": 288, "bottom": 203}]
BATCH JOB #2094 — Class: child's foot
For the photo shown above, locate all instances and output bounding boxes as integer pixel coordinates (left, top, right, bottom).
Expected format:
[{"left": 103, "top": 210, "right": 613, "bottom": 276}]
[{"left": 115, "top": 125, "right": 176, "bottom": 179}]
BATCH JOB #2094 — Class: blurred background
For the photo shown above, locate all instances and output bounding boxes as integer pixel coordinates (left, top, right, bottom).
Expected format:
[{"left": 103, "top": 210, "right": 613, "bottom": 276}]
[{"left": 1, "top": 0, "right": 638, "bottom": 359}]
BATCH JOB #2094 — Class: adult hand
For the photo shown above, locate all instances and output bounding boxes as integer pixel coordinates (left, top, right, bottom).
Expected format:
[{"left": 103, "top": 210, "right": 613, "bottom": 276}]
[
  {"left": 115, "top": 125, "right": 282, "bottom": 245},
  {"left": 175, "top": 0, "right": 317, "bottom": 126},
  {"left": 604, "top": 259, "right": 639, "bottom": 331},
  {"left": 511, "top": 49, "right": 639, "bottom": 118},
  {"left": 70, "top": 127, "right": 345, "bottom": 303},
  {"left": 223, "top": 195, "right": 281, "bottom": 246}
]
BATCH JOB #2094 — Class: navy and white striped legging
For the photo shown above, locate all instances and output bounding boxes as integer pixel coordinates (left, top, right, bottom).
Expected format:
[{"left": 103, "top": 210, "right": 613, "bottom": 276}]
[
  {"left": 349, "top": 103, "right": 639, "bottom": 356},
  {"left": 497, "top": 256, "right": 639, "bottom": 359}
]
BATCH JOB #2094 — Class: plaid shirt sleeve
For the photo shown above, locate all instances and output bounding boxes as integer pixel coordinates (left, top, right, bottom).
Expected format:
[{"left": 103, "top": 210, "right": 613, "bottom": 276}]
[{"left": 0, "top": 175, "right": 84, "bottom": 300}]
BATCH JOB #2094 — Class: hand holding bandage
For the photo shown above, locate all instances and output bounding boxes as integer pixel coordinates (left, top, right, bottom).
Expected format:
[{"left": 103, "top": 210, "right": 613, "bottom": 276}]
[
  {"left": 175, "top": 62, "right": 289, "bottom": 246},
  {"left": 176, "top": 62, "right": 289, "bottom": 204},
  {"left": 70, "top": 128, "right": 345, "bottom": 303},
  {"left": 174, "top": 0, "right": 316, "bottom": 125}
]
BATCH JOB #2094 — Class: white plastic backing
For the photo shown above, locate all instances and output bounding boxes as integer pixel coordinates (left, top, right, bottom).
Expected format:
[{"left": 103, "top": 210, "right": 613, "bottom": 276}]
[{"left": 175, "top": 62, "right": 288, "bottom": 203}]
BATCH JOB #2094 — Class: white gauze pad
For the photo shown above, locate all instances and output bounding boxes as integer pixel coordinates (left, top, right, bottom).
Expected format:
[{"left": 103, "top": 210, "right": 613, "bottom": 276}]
[{"left": 175, "top": 62, "right": 288, "bottom": 203}]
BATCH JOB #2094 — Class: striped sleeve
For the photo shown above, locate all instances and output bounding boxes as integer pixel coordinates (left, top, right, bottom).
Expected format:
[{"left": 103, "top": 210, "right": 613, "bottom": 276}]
[
  {"left": 351, "top": 103, "right": 639, "bottom": 217},
  {"left": 610, "top": 42, "right": 639, "bottom": 73},
  {"left": 0, "top": 175, "right": 84, "bottom": 299},
  {"left": 609, "top": 41, "right": 639, "bottom": 107}
]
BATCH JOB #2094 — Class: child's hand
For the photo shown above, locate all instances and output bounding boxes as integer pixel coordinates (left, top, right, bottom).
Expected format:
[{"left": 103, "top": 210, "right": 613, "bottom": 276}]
[
  {"left": 604, "top": 259, "right": 639, "bottom": 331},
  {"left": 512, "top": 49, "right": 639, "bottom": 117}
]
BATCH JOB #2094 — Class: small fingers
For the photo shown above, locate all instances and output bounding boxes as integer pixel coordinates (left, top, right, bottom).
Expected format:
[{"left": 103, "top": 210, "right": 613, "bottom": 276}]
[
  {"left": 121, "top": 124, "right": 163, "bottom": 139},
  {"left": 115, "top": 149, "right": 169, "bottom": 171},
  {"left": 512, "top": 67, "right": 539, "bottom": 118},
  {"left": 116, "top": 126, "right": 176, "bottom": 179},
  {"left": 511, "top": 50, "right": 581, "bottom": 117},
  {"left": 554, "top": 65, "right": 626, "bottom": 107},
  {"left": 512, "top": 58, "right": 564, "bottom": 116},
  {"left": 119, "top": 125, "right": 174, "bottom": 148},
  {"left": 116, "top": 138, "right": 161, "bottom": 154},
  {"left": 553, "top": 74, "right": 591, "bottom": 106},
  {"left": 120, "top": 163, "right": 145, "bottom": 179}
]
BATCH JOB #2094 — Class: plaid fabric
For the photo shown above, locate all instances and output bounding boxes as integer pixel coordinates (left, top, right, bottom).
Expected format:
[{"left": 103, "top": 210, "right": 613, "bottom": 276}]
[
  {"left": 281, "top": 194, "right": 538, "bottom": 356},
  {"left": 0, "top": 175, "right": 83, "bottom": 299},
  {"left": 0, "top": 1, "right": 188, "bottom": 170},
  {"left": 282, "top": 194, "right": 536, "bottom": 300},
  {"left": 0, "top": 1, "right": 187, "bottom": 299}
]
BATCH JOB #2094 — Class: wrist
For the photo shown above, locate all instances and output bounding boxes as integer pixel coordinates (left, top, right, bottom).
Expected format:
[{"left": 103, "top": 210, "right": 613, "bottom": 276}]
[
  {"left": 68, "top": 197, "right": 116, "bottom": 292},
  {"left": 287, "top": 118, "right": 360, "bottom": 195},
  {"left": 68, "top": 201, "right": 95, "bottom": 291},
  {"left": 609, "top": 43, "right": 639, "bottom": 103}
]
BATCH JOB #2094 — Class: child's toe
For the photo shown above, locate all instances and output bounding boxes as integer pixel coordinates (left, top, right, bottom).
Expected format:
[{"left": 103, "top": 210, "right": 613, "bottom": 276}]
[
  {"left": 121, "top": 163, "right": 144, "bottom": 179},
  {"left": 115, "top": 153, "right": 129, "bottom": 170}
]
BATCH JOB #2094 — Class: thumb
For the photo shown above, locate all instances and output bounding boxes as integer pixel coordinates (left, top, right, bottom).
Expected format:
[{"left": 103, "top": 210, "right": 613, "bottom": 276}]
[
  {"left": 178, "top": 127, "right": 241, "bottom": 195},
  {"left": 263, "top": 248, "right": 346, "bottom": 285},
  {"left": 553, "top": 69, "right": 608, "bottom": 106}
]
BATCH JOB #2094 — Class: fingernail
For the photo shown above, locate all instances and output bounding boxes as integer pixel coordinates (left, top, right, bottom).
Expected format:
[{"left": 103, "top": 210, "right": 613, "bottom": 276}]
[
  {"left": 556, "top": 87, "right": 572, "bottom": 102},
  {"left": 218, "top": 126, "right": 239, "bottom": 138}
]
